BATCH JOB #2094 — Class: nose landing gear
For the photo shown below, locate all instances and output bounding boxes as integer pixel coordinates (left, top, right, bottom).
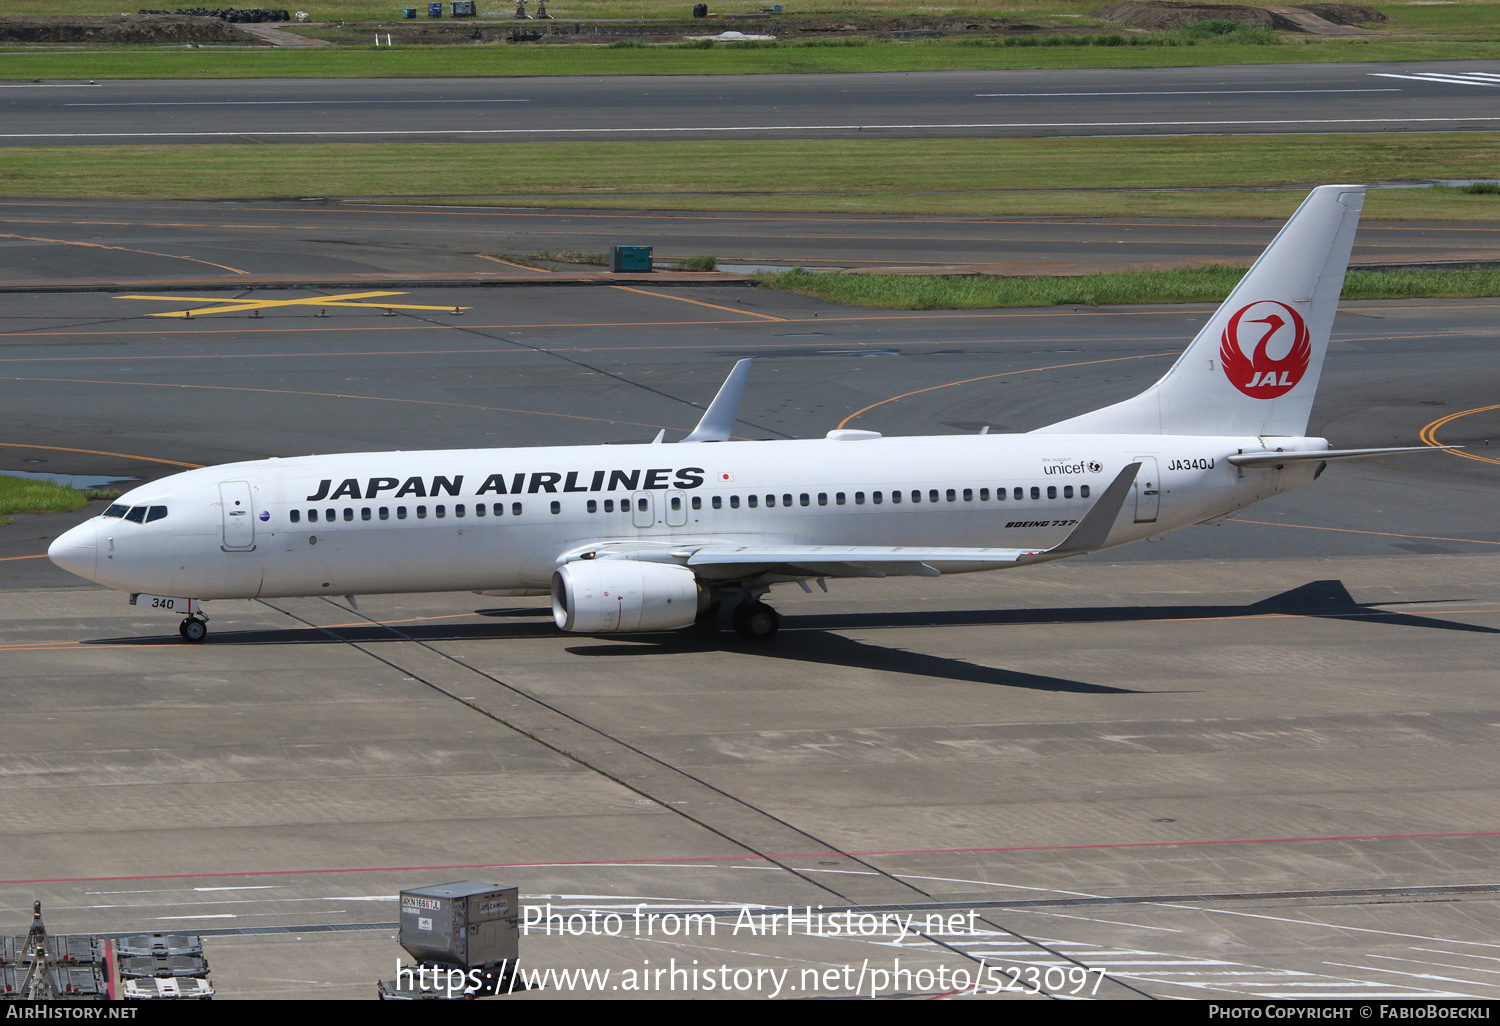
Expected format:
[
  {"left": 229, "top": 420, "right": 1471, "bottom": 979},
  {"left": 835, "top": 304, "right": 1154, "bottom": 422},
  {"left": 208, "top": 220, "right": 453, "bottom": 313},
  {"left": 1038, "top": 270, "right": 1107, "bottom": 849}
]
[{"left": 179, "top": 617, "right": 208, "bottom": 643}]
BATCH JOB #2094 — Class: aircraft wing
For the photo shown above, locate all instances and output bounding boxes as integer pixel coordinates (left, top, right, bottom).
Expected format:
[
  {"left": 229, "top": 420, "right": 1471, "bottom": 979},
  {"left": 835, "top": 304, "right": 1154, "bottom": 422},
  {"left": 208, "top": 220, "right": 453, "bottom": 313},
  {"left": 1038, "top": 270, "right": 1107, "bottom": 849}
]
[
  {"left": 685, "top": 545, "right": 1040, "bottom": 578},
  {"left": 678, "top": 461, "right": 1143, "bottom": 579}
]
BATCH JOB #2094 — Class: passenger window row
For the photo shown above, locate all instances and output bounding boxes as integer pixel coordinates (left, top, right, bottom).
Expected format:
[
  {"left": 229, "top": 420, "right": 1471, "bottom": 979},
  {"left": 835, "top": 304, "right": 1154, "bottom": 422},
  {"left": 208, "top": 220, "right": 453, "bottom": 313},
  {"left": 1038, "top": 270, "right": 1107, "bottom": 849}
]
[
  {"left": 290, "top": 502, "right": 524, "bottom": 524},
  {"left": 584, "top": 497, "right": 650, "bottom": 514},
  {"left": 280, "top": 482, "right": 1094, "bottom": 525},
  {"left": 581, "top": 484, "right": 1091, "bottom": 511}
]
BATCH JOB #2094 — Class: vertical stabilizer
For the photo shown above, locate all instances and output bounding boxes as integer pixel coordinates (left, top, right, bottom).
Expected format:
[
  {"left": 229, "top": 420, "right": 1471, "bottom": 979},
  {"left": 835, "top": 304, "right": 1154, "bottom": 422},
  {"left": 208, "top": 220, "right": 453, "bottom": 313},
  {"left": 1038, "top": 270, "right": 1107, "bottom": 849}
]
[{"left": 1034, "top": 185, "right": 1365, "bottom": 437}]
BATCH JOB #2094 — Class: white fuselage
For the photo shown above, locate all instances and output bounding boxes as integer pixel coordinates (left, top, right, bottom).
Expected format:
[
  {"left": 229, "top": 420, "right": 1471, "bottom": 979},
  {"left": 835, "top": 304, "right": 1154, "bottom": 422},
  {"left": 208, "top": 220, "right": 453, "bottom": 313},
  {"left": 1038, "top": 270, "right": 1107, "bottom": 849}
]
[{"left": 53, "top": 432, "right": 1322, "bottom": 602}]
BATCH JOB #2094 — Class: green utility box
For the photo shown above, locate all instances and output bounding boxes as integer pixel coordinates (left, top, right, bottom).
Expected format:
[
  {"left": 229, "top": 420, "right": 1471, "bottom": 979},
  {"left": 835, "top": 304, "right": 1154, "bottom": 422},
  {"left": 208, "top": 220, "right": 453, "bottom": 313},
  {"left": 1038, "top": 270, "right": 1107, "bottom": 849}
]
[{"left": 610, "top": 246, "right": 653, "bottom": 273}]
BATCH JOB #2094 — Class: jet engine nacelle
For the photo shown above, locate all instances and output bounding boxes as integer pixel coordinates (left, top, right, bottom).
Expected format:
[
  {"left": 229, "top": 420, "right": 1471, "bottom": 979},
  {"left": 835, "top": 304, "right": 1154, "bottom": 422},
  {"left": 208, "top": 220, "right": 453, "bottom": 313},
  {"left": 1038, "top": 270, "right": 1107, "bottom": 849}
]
[{"left": 551, "top": 558, "right": 702, "bottom": 633}]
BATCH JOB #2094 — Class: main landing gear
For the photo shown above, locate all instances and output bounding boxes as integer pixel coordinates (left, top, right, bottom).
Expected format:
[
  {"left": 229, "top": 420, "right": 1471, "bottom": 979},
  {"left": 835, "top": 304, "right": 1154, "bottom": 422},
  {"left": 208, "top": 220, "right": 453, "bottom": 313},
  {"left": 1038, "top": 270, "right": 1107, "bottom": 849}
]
[
  {"left": 179, "top": 616, "right": 208, "bottom": 643},
  {"left": 732, "top": 600, "right": 779, "bottom": 641}
]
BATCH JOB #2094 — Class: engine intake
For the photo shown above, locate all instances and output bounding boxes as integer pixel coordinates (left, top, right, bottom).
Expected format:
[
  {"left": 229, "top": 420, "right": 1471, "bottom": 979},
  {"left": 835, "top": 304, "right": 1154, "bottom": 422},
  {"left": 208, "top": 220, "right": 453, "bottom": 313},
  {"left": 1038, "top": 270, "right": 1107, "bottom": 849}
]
[{"left": 551, "top": 559, "right": 701, "bottom": 633}]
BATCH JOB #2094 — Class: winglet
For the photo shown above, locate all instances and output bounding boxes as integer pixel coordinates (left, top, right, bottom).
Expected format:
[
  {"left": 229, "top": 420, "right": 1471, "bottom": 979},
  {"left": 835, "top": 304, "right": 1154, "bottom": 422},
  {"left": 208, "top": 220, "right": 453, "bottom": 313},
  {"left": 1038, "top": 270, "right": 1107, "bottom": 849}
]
[
  {"left": 1034, "top": 461, "right": 1141, "bottom": 560},
  {"left": 681, "top": 359, "right": 753, "bottom": 442}
]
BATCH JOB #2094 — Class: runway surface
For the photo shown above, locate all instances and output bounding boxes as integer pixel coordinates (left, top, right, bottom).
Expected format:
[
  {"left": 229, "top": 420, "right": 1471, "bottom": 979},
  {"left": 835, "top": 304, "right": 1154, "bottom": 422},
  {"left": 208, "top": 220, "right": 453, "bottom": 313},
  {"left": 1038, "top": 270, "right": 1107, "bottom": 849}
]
[
  {"left": 0, "top": 204, "right": 1497, "bottom": 998},
  {"left": 6, "top": 61, "right": 1500, "bottom": 144},
  {"left": 4, "top": 198, "right": 1500, "bottom": 284}
]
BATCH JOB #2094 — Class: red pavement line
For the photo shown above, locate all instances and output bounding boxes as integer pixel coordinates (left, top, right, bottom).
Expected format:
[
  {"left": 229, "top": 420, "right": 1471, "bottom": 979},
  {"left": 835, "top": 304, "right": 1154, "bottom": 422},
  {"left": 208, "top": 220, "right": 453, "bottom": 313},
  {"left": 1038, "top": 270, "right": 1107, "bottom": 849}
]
[{"left": 6, "top": 830, "right": 1500, "bottom": 887}]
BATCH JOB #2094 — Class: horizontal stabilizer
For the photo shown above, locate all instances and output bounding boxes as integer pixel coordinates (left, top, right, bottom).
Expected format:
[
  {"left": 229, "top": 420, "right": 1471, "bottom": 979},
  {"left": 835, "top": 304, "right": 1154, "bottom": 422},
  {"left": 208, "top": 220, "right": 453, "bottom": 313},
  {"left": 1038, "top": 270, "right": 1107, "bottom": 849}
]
[{"left": 1227, "top": 445, "right": 1460, "bottom": 467}]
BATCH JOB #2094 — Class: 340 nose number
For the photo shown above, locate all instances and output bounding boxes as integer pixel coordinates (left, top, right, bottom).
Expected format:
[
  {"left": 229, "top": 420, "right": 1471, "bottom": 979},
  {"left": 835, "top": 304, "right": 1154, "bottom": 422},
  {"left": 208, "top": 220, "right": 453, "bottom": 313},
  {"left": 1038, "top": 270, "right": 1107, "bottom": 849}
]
[{"left": 131, "top": 593, "right": 199, "bottom": 615}]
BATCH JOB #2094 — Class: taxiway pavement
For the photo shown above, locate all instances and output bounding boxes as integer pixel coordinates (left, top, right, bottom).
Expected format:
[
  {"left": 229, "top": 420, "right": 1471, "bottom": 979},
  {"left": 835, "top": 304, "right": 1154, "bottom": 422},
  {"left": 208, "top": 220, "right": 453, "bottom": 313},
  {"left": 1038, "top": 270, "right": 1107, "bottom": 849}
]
[{"left": 4, "top": 198, "right": 1500, "bottom": 284}]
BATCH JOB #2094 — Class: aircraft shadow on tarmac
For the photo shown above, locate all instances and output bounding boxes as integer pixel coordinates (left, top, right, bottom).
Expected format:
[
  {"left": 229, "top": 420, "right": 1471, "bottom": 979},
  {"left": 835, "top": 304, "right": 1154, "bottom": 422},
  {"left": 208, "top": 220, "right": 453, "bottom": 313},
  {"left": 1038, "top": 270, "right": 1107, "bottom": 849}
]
[
  {"left": 562, "top": 580, "right": 1495, "bottom": 693},
  {"left": 769, "top": 579, "right": 1499, "bottom": 636},
  {"left": 566, "top": 630, "right": 1137, "bottom": 694},
  {"left": 84, "top": 580, "right": 1492, "bottom": 694}
]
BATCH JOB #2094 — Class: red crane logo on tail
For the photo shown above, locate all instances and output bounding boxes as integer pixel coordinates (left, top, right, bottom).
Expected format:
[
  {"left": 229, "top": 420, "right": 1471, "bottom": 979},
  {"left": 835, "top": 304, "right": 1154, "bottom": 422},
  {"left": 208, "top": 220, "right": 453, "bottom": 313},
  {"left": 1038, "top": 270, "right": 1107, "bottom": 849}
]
[{"left": 1220, "top": 300, "right": 1310, "bottom": 399}]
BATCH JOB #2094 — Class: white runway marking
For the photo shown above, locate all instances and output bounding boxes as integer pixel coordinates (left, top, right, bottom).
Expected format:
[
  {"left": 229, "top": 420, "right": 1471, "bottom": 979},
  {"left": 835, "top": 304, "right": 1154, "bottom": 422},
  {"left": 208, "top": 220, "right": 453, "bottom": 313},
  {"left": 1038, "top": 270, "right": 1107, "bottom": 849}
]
[
  {"left": 5, "top": 115, "right": 1500, "bottom": 141},
  {"left": 933, "top": 929, "right": 1497, "bottom": 998},
  {"left": 1004, "top": 908, "right": 1186, "bottom": 932},
  {"left": 154, "top": 913, "right": 235, "bottom": 920},
  {"left": 1324, "top": 960, "right": 1497, "bottom": 990},
  {"left": 1146, "top": 900, "right": 1500, "bottom": 950},
  {"left": 976, "top": 89, "right": 1401, "bottom": 96},
  {"left": 63, "top": 99, "right": 533, "bottom": 107},
  {"left": 1369, "top": 953, "right": 1500, "bottom": 980},
  {"left": 1415, "top": 947, "right": 1500, "bottom": 966},
  {"left": 1256, "top": 991, "right": 1463, "bottom": 999},
  {"left": 1371, "top": 72, "right": 1500, "bottom": 89}
]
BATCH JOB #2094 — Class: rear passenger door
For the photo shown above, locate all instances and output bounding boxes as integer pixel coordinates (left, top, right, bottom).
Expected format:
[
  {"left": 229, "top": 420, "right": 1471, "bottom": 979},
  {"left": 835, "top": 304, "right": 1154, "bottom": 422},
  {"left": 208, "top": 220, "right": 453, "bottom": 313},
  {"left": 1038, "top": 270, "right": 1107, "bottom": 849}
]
[{"left": 1132, "top": 457, "right": 1161, "bottom": 524}]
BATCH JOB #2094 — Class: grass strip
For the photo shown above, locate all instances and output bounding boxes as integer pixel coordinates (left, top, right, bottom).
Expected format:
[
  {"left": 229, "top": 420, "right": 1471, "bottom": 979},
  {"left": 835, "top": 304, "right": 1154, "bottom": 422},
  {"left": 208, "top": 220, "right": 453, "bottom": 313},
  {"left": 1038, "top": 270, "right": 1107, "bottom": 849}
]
[
  {"left": 0, "top": 474, "right": 95, "bottom": 525},
  {"left": 1, "top": 35, "right": 1499, "bottom": 80},
  {"left": 537, "top": 248, "right": 607, "bottom": 265},
  {"left": 757, "top": 265, "right": 1500, "bottom": 310},
  {"left": 11, "top": 0, "right": 1499, "bottom": 25},
  {"left": 5, "top": 136, "right": 1500, "bottom": 203},
  {"left": 0, "top": 0, "right": 1375, "bottom": 17}
]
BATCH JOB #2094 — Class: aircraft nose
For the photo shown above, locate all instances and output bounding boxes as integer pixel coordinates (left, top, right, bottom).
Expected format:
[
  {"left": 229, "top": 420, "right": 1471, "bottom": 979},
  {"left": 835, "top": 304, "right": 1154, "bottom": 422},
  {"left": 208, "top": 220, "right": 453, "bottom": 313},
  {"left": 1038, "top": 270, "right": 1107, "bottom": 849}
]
[{"left": 48, "top": 520, "right": 98, "bottom": 581}]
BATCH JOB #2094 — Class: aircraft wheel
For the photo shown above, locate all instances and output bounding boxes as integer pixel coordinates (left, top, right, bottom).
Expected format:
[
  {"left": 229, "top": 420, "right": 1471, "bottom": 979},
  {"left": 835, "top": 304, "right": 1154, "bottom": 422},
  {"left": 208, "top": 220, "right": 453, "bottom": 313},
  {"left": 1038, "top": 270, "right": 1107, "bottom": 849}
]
[
  {"left": 179, "top": 617, "right": 207, "bottom": 643},
  {"left": 732, "top": 601, "right": 779, "bottom": 641}
]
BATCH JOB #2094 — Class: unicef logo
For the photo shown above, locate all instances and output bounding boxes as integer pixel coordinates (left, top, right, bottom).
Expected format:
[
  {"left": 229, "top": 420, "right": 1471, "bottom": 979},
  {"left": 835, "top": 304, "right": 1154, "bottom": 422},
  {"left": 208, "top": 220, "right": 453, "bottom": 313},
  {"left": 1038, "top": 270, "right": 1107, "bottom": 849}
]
[{"left": 1088, "top": 461, "right": 1103, "bottom": 473}]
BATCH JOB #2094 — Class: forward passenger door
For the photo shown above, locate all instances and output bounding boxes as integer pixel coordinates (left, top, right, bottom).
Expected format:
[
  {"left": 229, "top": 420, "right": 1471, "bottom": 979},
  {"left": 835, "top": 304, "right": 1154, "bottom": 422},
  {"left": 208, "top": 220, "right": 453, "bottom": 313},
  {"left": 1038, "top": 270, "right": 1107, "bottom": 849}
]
[{"left": 219, "top": 481, "right": 256, "bottom": 551}]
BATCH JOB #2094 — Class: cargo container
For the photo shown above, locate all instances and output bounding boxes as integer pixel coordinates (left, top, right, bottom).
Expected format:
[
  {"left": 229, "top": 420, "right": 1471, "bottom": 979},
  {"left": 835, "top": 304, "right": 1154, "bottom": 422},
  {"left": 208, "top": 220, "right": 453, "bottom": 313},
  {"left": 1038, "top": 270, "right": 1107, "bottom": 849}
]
[
  {"left": 399, "top": 882, "right": 519, "bottom": 972},
  {"left": 115, "top": 934, "right": 204, "bottom": 959},
  {"left": 119, "top": 954, "right": 211, "bottom": 980}
]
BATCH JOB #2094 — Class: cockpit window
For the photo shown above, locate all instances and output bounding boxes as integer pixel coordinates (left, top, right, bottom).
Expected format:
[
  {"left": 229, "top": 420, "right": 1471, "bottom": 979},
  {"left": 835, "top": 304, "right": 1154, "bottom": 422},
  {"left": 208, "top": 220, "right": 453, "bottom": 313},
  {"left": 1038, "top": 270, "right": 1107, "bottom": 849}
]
[
  {"left": 145, "top": 506, "right": 168, "bottom": 523},
  {"left": 104, "top": 504, "right": 129, "bottom": 518},
  {"left": 124, "top": 506, "right": 147, "bottom": 523}
]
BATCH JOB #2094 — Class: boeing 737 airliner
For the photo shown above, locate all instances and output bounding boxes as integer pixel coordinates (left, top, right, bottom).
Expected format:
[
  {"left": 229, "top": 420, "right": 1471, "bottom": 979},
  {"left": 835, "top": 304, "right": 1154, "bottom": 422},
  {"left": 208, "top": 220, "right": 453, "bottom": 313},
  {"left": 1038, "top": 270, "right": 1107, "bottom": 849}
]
[{"left": 47, "top": 186, "right": 1449, "bottom": 642}]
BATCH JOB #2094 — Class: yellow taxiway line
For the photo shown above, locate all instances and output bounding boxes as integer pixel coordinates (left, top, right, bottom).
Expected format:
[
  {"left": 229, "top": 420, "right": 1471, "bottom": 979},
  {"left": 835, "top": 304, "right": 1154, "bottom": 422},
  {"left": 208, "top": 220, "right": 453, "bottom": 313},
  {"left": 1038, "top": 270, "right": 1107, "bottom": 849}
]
[
  {"left": 114, "top": 291, "right": 471, "bottom": 318},
  {"left": 1421, "top": 403, "right": 1500, "bottom": 468}
]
